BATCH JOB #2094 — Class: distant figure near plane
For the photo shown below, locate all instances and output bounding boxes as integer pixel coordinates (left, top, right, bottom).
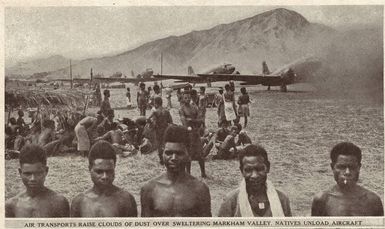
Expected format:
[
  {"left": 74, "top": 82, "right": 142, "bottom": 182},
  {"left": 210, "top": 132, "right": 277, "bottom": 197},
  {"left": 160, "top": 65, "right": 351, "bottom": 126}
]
[
  {"left": 100, "top": 90, "right": 112, "bottom": 117},
  {"left": 137, "top": 83, "right": 148, "bottom": 116},
  {"left": 126, "top": 87, "right": 132, "bottom": 108}
]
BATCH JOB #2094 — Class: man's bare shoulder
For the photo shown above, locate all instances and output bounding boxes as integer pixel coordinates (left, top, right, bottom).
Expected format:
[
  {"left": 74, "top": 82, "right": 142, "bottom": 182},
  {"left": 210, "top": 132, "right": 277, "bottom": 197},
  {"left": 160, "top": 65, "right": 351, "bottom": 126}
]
[
  {"left": 71, "top": 190, "right": 88, "bottom": 204},
  {"left": 114, "top": 187, "right": 136, "bottom": 201},
  {"left": 188, "top": 175, "right": 210, "bottom": 192},
  {"left": 141, "top": 174, "right": 165, "bottom": 190},
  {"left": 313, "top": 186, "right": 334, "bottom": 202},
  {"left": 356, "top": 185, "right": 383, "bottom": 202},
  {"left": 5, "top": 193, "right": 23, "bottom": 209}
]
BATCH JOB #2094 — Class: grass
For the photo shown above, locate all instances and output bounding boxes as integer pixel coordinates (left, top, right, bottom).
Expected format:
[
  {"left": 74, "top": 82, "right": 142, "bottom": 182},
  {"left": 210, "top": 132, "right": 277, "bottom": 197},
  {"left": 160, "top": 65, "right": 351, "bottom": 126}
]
[{"left": 5, "top": 84, "right": 384, "bottom": 216}]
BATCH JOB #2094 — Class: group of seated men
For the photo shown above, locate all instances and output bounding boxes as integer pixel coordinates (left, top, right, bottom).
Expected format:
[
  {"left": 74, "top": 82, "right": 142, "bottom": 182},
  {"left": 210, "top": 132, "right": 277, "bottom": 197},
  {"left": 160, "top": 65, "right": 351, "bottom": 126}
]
[
  {"left": 6, "top": 125, "right": 383, "bottom": 217},
  {"left": 5, "top": 109, "right": 81, "bottom": 158}
]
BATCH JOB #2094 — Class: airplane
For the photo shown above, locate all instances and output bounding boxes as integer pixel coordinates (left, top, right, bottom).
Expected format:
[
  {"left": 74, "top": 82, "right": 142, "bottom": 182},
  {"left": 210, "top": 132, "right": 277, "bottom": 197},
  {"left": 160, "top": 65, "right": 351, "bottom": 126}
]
[
  {"left": 134, "top": 68, "right": 154, "bottom": 79},
  {"left": 154, "top": 63, "right": 239, "bottom": 87},
  {"left": 154, "top": 57, "right": 322, "bottom": 92},
  {"left": 50, "top": 68, "right": 160, "bottom": 85}
]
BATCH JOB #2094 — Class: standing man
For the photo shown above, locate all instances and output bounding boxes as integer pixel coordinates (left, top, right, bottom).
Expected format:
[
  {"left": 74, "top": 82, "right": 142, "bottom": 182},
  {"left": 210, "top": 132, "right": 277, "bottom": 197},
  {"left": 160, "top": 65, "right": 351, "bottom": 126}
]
[
  {"left": 148, "top": 96, "right": 173, "bottom": 164},
  {"left": 311, "top": 142, "right": 383, "bottom": 216},
  {"left": 216, "top": 87, "right": 226, "bottom": 127},
  {"left": 237, "top": 87, "right": 251, "bottom": 128},
  {"left": 165, "top": 87, "right": 173, "bottom": 108},
  {"left": 149, "top": 84, "right": 161, "bottom": 109},
  {"left": 218, "top": 144, "right": 291, "bottom": 217},
  {"left": 71, "top": 141, "right": 137, "bottom": 217},
  {"left": 198, "top": 86, "right": 208, "bottom": 127},
  {"left": 5, "top": 144, "right": 70, "bottom": 217},
  {"left": 137, "top": 82, "right": 148, "bottom": 116},
  {"left": 179, "top": 91, "right": 207, "bottom": 178},
  {"left": 140, "top": 125, "right": 211, "bottom": 217},
  {"left": 100, "top": 89, "right": 112, "bottom": 117},
  {"left": 126, "top": 87, "right": 132, "bottom": 108}
]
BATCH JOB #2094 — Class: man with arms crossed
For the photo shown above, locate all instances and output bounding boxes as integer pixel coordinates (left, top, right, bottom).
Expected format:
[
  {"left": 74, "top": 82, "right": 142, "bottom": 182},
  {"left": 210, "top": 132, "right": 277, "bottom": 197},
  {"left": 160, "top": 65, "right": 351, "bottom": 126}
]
[
  {"left": 5, "top": 144, "right": 69, "bottom": 217},
  {"left": 311, "top": 142, "right": 383, "bottom": 216},
  {"left": 71, "top": 140, "right": 137, "bottom": 217},
  {"left": 140, "top": 125, "right": 211, "bottom": 217},
  {"left": 218, "top": 144, "right": 291, "bottom": 217}
]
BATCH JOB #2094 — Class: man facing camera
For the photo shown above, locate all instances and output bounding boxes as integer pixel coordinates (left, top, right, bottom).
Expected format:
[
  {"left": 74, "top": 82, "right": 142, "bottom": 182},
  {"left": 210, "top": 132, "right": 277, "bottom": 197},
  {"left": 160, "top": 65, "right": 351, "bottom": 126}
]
[
  {"left": 5, "top": 144, "right": 70, "bottom": 217},
  {"left": 71, "top": 140, "right": 137, "bottom": 217},
  {"left": 140, "top": 125, "right": 211, "bottom": 217},
  {"left": 311, "top": 142, "right": 383, "bottom": 216},
  {"left": 218, "top": 144, "right": 291, "bottom": 217}
]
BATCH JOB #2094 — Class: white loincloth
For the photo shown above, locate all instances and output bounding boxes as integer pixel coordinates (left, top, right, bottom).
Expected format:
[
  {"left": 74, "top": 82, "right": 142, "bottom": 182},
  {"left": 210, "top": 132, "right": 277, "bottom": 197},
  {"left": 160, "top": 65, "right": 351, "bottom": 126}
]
[
  {"left": 237, "top": 179, "right": 284, "bottom": 217},
  {"left": 224, "top": 101, "right": 236, "bottom": 121},
  {"left": 74, "top": 124, "right": 90, "bottom": 151}
]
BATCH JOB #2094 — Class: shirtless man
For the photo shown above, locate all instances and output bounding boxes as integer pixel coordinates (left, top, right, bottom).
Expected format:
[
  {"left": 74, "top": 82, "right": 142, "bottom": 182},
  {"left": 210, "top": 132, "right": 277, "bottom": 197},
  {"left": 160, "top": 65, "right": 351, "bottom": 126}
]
[
  {"left": 97, "top": 109, "right": 114, "bottom": 135},
  {"left": 148, "top": 96, "right": 173, "bottom": 164},
  {"left": 5, "top": 144, "right": 69, "bottom": 217},
  {"left": 75, "top": 114, "right": 104, "bottom": 157},
  {"left": 179, "top": 91, "right": 207, "bottom": 178},
  {"left": 311, "top": 142, "right": 383, "bottom": 216},
  {"left": 137, "top": 82, "right": 148, "bottom": 116},
  {"left": 149, "top": 84, "right": 161, "bottom": 108},
  {"left": 38, "top": 120, "right": 56, "bottom": 147},
  {"left": 140, "top": 125, "right": 211, "bottom": 217},
  {"left": 198, "top": 86, "right": 208, "bottom": 127},
  {"left": 218, "top": 144, "right": 291, "bottom": 217},
  {"left": 212, "top": 124, "right": 238, "bottom": 160},
  {"left": 71, "top": 140, "right": 137, "bottom": 217},
  {"left": 100, "top": 89, "right": 112, "bottom": 117},
  {"left": 94, "top": 122, "right": 136, "bottom": 157}
]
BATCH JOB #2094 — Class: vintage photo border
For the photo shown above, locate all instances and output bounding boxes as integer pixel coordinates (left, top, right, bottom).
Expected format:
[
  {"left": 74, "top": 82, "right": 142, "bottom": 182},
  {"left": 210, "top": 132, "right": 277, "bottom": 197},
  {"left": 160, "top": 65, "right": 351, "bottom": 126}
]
[{"left": 1, "top": 0, "right": 384, "bottom": 228}]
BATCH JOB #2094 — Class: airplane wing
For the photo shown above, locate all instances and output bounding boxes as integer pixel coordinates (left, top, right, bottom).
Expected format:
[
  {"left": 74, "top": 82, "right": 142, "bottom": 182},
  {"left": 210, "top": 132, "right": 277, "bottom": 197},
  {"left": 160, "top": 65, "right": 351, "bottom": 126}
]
[
  {"left": 93, "top": 77, "right": 159, "bottom": 84},
  {"left": 154, "top": 73, "right": 282, "bottom": 85},
  {"left": 154, "top": 74, "right": 205, "bottom": 83},
  {"left": 48, "top": 78, "right": 90, "bottom": 83}
]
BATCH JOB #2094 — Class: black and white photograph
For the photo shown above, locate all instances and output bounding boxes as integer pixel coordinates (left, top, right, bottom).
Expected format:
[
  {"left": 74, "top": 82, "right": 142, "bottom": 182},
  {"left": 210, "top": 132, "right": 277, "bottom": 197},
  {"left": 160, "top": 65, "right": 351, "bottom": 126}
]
[{"left": 3, "top": 1, "right": 384, "bottom": 227}]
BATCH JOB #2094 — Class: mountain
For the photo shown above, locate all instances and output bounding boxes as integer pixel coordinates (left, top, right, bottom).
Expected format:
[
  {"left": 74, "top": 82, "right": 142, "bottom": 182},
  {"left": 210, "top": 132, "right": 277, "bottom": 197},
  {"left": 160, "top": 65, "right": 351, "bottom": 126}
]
[
  {"left": 5, "top": 55, "right": 78, "bottom": 77},
  {"left": 7, "top": 8, "right": 335, "bottom": 79}
]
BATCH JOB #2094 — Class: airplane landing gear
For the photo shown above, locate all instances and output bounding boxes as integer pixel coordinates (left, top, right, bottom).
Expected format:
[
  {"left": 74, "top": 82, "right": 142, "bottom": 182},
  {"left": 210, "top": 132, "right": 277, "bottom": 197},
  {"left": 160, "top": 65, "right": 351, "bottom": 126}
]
[
  {"left": 267, "top": 85, "right": 271, "bottom": 91},
  {"left": 280, "top": 83, "right": 287, "bottom": 92}
]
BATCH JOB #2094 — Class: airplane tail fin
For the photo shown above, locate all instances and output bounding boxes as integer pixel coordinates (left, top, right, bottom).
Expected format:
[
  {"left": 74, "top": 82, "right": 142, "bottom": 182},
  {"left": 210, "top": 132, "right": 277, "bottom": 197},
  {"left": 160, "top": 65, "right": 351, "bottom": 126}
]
[
  {"left": 188, "top": 66, "right": 195, "bottom": 75},
  {"left": 262, "top": 61, "right": 270, "bottom": 75}
]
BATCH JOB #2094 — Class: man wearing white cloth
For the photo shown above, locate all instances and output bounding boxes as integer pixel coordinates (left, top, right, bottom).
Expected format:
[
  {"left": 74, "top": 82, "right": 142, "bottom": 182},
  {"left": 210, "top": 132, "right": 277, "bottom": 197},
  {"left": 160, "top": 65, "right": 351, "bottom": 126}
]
[{"left": 218, "top": 144, "right": 291, "bottom": 217}]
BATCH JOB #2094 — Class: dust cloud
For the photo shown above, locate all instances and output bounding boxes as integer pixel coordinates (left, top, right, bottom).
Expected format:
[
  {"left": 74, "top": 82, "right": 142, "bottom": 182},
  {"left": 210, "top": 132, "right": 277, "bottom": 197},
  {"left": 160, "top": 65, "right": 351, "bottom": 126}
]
[{"left": 312, "top": 26, "right": 383, "bottom": 103}]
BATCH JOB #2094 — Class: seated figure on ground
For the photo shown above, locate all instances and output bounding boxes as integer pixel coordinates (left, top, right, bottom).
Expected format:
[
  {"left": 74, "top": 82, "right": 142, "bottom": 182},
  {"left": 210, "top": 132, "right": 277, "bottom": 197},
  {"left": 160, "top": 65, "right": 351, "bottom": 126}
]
[{"left": 94, "top": 122, "right": 137, "bottom": 157}]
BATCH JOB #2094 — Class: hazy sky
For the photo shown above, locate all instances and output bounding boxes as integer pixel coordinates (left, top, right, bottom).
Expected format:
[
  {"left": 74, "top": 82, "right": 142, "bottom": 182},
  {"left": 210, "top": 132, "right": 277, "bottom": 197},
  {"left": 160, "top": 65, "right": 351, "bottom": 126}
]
[{"left": 5, "top": 5, "right": 383, "bottom": 65}]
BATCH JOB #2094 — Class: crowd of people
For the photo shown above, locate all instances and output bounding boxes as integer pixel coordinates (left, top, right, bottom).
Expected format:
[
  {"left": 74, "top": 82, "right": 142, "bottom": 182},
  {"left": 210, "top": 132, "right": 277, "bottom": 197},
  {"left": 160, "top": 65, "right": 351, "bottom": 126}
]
[{"left": 5, "top": 81, "right": 383, "bottom": 218}]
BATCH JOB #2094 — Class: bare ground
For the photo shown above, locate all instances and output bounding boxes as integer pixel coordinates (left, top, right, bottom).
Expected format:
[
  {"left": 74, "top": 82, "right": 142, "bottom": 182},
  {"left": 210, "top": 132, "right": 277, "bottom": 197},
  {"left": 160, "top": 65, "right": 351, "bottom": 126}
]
[{"left": 5, "top": 84, "right": 384, "bottom": 216}]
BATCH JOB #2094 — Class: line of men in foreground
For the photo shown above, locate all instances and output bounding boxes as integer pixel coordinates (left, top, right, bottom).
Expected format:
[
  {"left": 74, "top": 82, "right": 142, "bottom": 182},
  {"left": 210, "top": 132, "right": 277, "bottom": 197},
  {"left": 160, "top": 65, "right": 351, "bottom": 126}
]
[{"left": 6, "top": 125, "right": 383, "bottom": 217}]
